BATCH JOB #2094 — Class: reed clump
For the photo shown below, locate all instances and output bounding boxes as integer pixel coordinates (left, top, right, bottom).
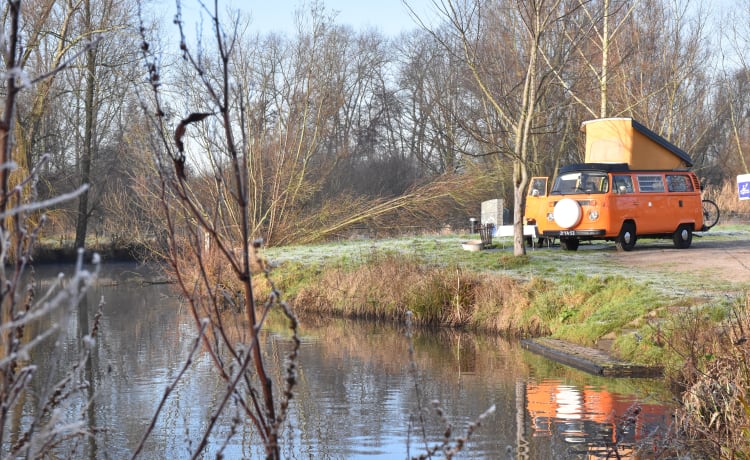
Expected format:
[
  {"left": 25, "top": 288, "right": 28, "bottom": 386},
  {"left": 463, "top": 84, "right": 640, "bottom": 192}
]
[
  {"left": 286, "top": 250, "right": 656, "bottom": 342},
  {"left": 471, "top": 273, "right": 543, "bottom": 335},
  {"left": 668, "top": 294, "right": 750, "bottom": 458},
  {"left": 292, "top": 250, "right": 533, "bottom": 331},
  {"left": 164, "top": 237, "right": 270, "bottom": 306},
  {"left": 293, "top": 251, "right": 465, "bottom": 323}
]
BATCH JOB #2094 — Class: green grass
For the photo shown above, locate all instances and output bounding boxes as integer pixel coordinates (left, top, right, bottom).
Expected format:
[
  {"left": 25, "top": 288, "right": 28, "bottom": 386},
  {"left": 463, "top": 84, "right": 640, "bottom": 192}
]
[
  {"left": 544, "top": 274, "right": 666, "bottom": 345},
  {"left": 258, "top": 223, "right": 750, "bottom": 364}
]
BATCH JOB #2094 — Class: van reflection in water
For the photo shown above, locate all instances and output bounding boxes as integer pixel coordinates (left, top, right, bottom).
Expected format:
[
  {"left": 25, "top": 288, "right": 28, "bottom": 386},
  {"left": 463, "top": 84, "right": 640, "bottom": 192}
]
[{"left": 526, "top": 379, "right": 669, "bottom": 458}]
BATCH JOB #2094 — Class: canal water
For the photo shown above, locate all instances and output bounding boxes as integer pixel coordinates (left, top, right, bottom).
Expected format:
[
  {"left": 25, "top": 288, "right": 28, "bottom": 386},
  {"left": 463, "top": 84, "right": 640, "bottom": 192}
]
[{"left": 18, "top": 262, "right": 673, "bottom": 459}]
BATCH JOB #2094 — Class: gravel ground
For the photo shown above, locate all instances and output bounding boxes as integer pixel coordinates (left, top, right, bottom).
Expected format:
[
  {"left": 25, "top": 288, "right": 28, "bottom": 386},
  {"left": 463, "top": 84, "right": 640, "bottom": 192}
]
[{"left": 614, "top": 231, "right": 750, "bottom": 285}]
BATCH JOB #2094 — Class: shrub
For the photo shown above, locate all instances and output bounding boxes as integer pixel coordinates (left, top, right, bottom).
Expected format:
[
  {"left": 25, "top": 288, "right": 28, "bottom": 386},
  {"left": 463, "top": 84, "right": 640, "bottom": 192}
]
[{"left": 670, "top": 295, "right": 750, "bottom": 458}]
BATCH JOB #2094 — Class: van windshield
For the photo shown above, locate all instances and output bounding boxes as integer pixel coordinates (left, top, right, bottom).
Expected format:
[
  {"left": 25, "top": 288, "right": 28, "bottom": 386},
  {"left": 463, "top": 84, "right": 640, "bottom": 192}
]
[{"left": 551, "top": 172, "right": 609, "bottom": 195}]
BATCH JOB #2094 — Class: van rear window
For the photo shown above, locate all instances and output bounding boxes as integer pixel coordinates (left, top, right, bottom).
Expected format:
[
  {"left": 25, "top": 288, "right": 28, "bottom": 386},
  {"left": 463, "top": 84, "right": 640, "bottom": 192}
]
[
  {"left": 666, "top": 174, "right": 694, "bottom": 192},
  {"left": 637, "top": 175, "right": 665, "bottom": 193}
]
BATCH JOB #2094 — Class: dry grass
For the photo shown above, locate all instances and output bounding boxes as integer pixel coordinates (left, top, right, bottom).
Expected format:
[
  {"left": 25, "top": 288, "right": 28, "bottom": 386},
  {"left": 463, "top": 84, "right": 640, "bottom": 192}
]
[
  {"left": 670, "top": 294, "right": 750, "bottom": 458},
  {"left": 704, "top": 182, "right": 750, "bottom": 220},
  {"left": 292, "top": 250, "right": 544, "bottom": 334},
  {"left": 166, "top": 235, "right": 267, "bottom": 295},
  {"left": 471, "top": 274, "right": 543, "bottom": 335},
  {"left": 294, "top": 251, "right": 437, "bottom": 322}
]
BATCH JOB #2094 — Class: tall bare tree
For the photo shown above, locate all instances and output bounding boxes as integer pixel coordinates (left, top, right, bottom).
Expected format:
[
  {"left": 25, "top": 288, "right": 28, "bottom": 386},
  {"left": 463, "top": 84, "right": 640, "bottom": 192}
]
[
  {"left": 71, "top": 0, "right": 142, "bottom": 249},
  {"left": 14, "top": 0, "right": 82, "bottom": 173},
  {"left": 706, "top": 0, "right": 750, "bottom": 179},
  {"left": 433, "top": 0, "right": 575, "bottom": 256},
  {"left": 74, "top": 0, "right": 96, "bottom": 249},
  {"left": 396, "top": 28, "right": 477, "bottom": 175},
  {"left": 539, "top": 0, "right": 636, "bottom": 119}
]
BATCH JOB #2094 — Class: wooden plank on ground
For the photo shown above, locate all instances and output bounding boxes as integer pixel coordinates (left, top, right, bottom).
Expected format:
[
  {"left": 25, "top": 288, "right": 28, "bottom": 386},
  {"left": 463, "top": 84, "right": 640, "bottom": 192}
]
[{"left": 521, "top": 337, "right": 662, "bottom": 378}]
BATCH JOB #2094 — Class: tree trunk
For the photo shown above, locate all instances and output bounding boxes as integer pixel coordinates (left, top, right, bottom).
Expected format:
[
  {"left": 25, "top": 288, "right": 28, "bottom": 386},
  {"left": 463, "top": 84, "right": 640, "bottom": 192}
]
[
  {"left": 75, "top": 0, "right": 95, "bottom": 250},
  {"left": 600, "top": 0, "right": 610, "bottom": 118},
  {"left": 512, "top": 2, "right": 542, "bottom": 256},
  {"left": 513, "top": 171, "right": 528, "bottom": 256}
]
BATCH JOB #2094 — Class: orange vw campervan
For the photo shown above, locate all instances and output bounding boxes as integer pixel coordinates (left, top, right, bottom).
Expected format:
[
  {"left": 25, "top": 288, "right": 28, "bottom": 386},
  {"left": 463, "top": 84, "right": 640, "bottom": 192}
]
[{"left": 524, "top": 118, "right": 719, "bottom": 251}]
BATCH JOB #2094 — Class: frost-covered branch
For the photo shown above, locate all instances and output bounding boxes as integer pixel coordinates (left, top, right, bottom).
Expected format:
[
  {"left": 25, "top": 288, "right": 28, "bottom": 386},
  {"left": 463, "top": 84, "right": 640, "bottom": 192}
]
[
  {"left": 0, "top": 184, "right": 89, "bottom": 219},
  {"left": 0, "top": 2, "right": 104, "bottom": 457}
]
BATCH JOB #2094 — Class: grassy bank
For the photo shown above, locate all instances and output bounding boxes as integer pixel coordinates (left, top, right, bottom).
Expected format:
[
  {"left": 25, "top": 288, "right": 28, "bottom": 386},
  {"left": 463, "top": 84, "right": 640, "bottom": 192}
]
[
  {"left": 255, "top": 224, "right": 750, "bottom": 374},
  {"left": 252, "top": 224, "right": 750, "bottom": 457},
  {"left": 283, "top": 254, "right": 671, "bottom": 365}
]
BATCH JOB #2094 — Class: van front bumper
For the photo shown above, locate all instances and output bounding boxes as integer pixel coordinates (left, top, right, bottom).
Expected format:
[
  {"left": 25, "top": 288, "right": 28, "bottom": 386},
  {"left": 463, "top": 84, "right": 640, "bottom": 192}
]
[{"left": 542, "top": 229, "right": 606, "bottom": 237}]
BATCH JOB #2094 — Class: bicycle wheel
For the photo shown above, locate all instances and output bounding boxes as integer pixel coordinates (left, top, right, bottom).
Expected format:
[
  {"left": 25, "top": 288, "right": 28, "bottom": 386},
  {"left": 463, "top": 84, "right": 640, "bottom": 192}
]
[{"left": 701, "top": 199, "right": 720, "bottom": 229}]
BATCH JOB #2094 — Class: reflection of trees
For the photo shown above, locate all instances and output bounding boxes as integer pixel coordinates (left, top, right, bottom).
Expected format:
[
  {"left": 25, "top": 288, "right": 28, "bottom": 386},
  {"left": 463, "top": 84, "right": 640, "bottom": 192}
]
[
  {"left": 14, "top": 269, "right": 673, "bottom": 457},
  {"left": 292, "top": 313, "right": 528, "bottom": 381},
  {"left": 288, "top": 315, "right": 672, "bottom": 457},
  {"left": 263, "top": 313, "right": 525, "bottom": 455}
]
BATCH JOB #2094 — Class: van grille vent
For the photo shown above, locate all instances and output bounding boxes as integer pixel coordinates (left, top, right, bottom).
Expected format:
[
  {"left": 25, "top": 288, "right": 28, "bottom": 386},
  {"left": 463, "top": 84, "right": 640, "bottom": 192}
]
[{"left": 690, "top": 175, "right": 701, "bottom": 191}]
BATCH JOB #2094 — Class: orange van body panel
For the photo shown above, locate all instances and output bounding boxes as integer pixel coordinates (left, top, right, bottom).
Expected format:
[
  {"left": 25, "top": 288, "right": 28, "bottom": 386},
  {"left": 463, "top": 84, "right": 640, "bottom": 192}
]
[
  {"left": 528, "top": 170, "right": 703, "bottom": 239},
  {"left": 524, "top": 119, "right": 703, "bottom": 247},
  {"left": 525, "top": 177, "right": 548, "bottom": 225}
]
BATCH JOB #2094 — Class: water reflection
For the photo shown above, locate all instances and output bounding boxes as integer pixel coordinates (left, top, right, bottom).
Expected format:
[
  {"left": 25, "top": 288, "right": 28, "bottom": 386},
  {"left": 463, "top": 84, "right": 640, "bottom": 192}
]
[
  {"left": 526, "top": 380, "right": 667, "bottom": 458},
  {"left": 15, "top": 263, "right": 672, "bottom": 459}
]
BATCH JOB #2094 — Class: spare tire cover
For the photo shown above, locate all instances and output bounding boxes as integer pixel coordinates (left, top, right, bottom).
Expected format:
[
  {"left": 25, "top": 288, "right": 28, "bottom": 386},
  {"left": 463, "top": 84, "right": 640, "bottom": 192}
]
[{"left": 554, "top": 198, "right": 582, "bottom": 229}]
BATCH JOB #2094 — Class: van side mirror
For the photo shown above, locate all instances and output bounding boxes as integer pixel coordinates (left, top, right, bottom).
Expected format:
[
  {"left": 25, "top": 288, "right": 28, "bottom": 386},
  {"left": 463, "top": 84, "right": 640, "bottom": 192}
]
[
  {"left": 531, "top": 189, "right": 540, "bottom": 197},
  {"left": 618, "top": 185, "right": 627, "bottom": 194}
]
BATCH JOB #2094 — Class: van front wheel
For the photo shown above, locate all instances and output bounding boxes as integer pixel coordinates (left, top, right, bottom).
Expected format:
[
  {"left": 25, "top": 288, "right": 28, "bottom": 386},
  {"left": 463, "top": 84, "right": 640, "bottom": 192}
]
[
  {"left": 615, "top": 222, "right": 636, "bottom": 252},
  {"left": 560, "top": 237, "right": 579, "bottom": 251},
  {"left": 673, "top": 224, "right": 693, "bottom": 249}
]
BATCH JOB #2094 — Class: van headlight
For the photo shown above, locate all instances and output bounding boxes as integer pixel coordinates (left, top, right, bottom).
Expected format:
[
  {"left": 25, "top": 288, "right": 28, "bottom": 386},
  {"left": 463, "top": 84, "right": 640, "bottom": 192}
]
[{"left": 588, "top": 210, "right": 599, "bottom": 221}]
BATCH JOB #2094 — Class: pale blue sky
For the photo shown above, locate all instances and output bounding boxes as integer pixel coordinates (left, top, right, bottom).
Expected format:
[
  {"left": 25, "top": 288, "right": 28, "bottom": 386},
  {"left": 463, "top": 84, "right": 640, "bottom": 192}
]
[
  {"left": 178, "top": 0, "right": 435, "bottom": 37},
  {"left": 249, "top": 0, "right": 435, "bottom": 36}
]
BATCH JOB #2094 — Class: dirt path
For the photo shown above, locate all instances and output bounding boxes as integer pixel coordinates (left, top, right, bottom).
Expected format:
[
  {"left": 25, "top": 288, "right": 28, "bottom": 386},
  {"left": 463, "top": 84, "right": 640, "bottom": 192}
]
[{"left": 614, "top": 237, "right": 750, "bottom": 285}]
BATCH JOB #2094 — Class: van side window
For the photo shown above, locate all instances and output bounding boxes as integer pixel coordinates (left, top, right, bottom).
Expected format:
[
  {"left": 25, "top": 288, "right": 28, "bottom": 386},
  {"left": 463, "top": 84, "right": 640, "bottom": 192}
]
[
  {"left": 612, "top": 175, "right": 634, "bottom": 194},
  {"left": 637, "top": 175, "right": 665, "bottom": 193},
  {"left": 529, "top": 177, "right": 548, "bottom": 196},
  {"left": 666, "top": 174, "right": 694, "bottom": 192}
]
